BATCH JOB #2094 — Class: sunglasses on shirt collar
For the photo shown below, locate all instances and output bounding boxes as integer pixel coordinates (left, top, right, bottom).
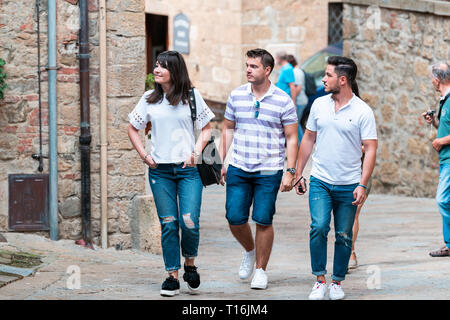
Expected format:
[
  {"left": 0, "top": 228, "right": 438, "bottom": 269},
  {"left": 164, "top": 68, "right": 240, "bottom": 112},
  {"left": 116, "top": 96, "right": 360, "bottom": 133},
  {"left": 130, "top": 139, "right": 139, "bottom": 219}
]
[{"left": 254, "top": 100, "right": 260, "bottom": 118}]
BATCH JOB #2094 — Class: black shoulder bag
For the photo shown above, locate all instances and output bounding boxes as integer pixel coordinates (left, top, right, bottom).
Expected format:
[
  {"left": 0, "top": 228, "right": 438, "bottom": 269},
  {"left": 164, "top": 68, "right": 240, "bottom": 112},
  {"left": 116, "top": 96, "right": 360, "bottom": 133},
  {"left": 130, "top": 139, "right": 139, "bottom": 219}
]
[{"left": 188, "top": 88, "right": 222, "bottom": 187}]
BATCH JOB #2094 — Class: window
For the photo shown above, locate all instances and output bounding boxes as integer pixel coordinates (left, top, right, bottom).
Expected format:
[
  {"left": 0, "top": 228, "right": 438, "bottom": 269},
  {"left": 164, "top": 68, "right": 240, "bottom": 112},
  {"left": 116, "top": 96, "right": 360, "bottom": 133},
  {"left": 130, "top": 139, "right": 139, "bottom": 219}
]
[{"left": 328, "top": 2, "right": 343, "bottom": 45}]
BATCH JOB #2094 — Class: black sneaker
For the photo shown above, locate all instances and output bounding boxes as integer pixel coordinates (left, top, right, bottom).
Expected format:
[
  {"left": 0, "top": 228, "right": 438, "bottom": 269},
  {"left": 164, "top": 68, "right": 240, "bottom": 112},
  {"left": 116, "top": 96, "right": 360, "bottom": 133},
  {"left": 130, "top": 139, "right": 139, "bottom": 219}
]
[
  {"left": 183, "top": 265, "right": 200, "bottom": 293},
  {"left": 160, "top": 276, "right": 180, "bottom": 297}
]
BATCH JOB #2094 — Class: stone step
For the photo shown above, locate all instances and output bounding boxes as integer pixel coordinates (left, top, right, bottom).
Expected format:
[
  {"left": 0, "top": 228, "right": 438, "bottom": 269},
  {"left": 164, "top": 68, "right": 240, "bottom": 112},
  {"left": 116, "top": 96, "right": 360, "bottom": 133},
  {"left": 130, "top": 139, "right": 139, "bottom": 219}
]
[
  {"left": 0, "top": 264, "right": 36, "bottom": 277},
  {"left": 0, "top": 272, "right": 22, "bottom": 288}
]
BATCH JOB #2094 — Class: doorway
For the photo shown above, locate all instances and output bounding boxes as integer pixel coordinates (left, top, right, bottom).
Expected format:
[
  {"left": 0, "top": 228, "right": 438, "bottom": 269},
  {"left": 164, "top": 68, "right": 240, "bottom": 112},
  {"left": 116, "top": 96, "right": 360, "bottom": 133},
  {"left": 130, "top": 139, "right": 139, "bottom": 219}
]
[{"left": 146, "top": 13, "right": 168, "bottom": 75}]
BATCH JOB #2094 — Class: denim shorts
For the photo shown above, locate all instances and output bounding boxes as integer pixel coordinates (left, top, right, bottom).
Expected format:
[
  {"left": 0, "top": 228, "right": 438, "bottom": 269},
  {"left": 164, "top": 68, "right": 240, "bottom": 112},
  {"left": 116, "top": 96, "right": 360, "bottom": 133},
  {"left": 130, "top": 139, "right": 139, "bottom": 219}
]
[{"left": 225, "top": 165, "right": 283, "bottom": 226}]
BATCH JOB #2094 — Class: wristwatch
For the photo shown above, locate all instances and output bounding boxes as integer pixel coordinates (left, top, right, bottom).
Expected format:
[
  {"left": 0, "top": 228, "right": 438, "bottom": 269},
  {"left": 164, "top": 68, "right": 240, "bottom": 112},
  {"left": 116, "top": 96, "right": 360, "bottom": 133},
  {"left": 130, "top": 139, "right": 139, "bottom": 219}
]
[{"left": 286, "top": 168, "right": 296, "bottom": 175}]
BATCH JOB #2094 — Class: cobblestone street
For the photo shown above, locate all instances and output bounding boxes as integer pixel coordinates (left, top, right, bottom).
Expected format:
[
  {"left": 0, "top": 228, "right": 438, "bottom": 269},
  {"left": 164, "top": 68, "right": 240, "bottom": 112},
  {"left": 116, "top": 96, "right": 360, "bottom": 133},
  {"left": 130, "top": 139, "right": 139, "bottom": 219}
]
[{"left": 1, "top": 181, "right": 449, "bottom": 300}]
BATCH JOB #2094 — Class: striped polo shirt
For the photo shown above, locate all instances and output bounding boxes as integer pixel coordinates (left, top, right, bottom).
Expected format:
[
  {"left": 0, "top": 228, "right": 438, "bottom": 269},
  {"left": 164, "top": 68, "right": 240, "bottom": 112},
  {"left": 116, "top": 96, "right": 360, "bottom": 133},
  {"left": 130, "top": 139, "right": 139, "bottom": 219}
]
[{"left": 224, "top": 82, "right": 298, "bottom": 172}]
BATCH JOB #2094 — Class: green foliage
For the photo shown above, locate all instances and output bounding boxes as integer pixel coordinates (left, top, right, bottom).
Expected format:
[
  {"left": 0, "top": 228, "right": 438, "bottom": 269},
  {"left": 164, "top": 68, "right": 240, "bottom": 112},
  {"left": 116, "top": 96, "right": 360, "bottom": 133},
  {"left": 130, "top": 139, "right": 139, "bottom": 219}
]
[
  {"left": 145, "top": 73, "right": 155, "bottom": 91},
  {"left": 0, "top": 58, "right": 7, "bottom": 100}
]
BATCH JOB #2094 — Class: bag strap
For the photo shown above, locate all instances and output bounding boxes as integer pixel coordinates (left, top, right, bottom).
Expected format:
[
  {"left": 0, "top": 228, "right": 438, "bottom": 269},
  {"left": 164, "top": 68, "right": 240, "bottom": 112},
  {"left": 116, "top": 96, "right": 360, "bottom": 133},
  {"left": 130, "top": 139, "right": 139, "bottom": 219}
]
[
  {"left": 188, "top": 87, "right": 197, "bottom": 123},
  {"left": 437, "top": 92, "right": 450, "bottom": 120}
]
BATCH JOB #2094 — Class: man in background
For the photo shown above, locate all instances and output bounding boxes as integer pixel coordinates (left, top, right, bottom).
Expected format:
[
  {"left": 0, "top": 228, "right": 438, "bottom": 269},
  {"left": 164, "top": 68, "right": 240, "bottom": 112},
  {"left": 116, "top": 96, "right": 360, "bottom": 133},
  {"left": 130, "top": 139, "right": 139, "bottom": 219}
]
[
  {"left": 275, "top": 51, "right": 296, "bottom": 103},
  {"left": 422, "top": 62, "right": 450, "bottom": 257}
]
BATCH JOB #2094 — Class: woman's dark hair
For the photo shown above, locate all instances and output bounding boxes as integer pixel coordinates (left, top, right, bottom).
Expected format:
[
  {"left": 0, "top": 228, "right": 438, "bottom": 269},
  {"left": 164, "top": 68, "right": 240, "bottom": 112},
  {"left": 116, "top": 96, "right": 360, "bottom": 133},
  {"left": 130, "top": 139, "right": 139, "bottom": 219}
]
[
  {"left": 286, "top": 54, "right": 298, "bottom": 68},
  {"left": 246, "top": 48, "right": 275, "bottom": 75},
  {"left": 327, "top": 56, "right": 360, "bottom": 97},
  {"left": 146, "top": 51, "right": 192, "bottom": 106}
]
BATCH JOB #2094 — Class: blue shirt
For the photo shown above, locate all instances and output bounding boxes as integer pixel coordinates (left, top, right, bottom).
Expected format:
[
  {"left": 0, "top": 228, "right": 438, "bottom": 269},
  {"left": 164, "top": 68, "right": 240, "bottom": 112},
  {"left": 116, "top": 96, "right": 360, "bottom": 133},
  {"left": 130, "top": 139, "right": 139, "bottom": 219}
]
[
  {"left": 276, "top": 63, "right": 295, "bottom": 97},
  {"left": 437, "top": 90, "right": 450, "bottom": 164}
]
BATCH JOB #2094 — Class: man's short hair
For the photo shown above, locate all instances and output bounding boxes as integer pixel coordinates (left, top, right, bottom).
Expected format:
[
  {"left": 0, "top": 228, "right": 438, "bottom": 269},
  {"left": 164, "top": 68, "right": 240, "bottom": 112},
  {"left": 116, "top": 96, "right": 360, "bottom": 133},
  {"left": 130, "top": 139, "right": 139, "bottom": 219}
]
[
  {"left": 246, "top": 48, "right": 275, "bottom": 74},
  {"left": 276, "top": 51, "right": 288, "bottom": 61},
  {"left": 431, "top": 62, "right": 450, "bottom": 84},
  {"left": 327, "top": 55, "right": 360, "bottom": 97},
  {"left": 286, "top": 54, "right": 298, "bottom": 68},
  {"left": 327, "top": 56, "right": 358, "bottom": 83}
]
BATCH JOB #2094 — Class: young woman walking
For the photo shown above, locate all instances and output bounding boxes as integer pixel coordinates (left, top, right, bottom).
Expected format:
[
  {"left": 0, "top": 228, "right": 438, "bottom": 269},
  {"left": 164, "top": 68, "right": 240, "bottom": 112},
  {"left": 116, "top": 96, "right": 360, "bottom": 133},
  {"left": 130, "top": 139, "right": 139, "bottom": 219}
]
[{"left": 128, "top": 51, "right": 215, "bottom": 296}]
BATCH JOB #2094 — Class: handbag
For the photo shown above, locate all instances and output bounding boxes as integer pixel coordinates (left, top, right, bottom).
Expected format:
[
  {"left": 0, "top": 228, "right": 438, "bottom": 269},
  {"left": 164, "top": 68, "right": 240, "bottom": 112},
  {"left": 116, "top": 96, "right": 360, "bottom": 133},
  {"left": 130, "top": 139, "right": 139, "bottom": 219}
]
[{"left": 188, "top": 88, "right": 222, "bottom": 187}]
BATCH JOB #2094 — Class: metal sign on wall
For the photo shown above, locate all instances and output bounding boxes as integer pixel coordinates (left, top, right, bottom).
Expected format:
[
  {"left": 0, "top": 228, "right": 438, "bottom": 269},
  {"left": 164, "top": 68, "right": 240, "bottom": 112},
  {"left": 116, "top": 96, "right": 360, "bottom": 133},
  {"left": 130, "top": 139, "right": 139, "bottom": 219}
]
[{"left": 173, "top": 13, "right": 190, "bottom": 54}]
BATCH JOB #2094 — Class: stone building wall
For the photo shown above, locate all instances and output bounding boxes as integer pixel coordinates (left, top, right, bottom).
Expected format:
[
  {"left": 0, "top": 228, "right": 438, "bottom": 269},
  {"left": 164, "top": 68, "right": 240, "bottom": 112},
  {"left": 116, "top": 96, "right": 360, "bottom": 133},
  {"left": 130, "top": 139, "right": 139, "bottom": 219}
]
[
  {"left": 0, "top": 0, "right": 146, "bottom": 248},
  {"left": 1, "top": 0, "right": 337, "bottom": 248},
  {"left": 145, "top": 0, "right": 243, "bottom": 104},
  {"left": 241, "top": 0, "right": 338, "bottom": 84},
  {"left": 145, "top": 0, "right": 338, "bottom": 103},
  {"left": 342, "top": 0, "right": 450, "bottom": 197}
]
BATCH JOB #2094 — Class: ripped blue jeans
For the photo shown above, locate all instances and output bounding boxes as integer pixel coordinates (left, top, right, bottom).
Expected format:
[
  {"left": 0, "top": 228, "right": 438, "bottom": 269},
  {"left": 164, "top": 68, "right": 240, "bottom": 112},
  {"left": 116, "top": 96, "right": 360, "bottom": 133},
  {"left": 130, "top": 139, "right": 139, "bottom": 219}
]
[
  {"left": 148, "top": 164, "right": 203, "bottom": 272},
  {"left": 309, "top": 176, "right": 358, "bottom": 281}
]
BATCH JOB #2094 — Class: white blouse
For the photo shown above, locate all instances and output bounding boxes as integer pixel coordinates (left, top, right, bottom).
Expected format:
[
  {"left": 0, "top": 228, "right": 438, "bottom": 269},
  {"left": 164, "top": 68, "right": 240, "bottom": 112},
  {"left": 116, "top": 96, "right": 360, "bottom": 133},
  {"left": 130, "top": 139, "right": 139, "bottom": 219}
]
[{"left": 128, "top": 88, "right": 215, "bottom": 164}]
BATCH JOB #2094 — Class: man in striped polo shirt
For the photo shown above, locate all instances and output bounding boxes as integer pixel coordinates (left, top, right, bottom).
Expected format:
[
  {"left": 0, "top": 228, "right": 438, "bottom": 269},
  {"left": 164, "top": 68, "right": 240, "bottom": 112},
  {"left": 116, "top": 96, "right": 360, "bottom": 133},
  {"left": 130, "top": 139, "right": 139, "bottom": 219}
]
[{"left": 219, "top": 48, "right": 299, "bottom": 290}]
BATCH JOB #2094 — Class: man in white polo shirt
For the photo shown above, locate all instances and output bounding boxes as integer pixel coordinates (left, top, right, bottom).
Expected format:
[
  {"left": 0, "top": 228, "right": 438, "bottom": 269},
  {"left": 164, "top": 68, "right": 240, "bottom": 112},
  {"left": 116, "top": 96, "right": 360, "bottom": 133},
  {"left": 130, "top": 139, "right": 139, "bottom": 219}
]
[{"left": 295, "top": 56, "right": 377, "bottom": 300}]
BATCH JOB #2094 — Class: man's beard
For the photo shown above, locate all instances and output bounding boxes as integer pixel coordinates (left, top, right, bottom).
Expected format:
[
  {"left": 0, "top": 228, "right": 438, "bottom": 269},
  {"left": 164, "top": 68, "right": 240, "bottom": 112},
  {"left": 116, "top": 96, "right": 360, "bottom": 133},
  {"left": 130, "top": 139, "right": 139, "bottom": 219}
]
[
  {"left": 327, "top": 84, "right": 340, "bottom": 95},
  {"left": 249, "top": 75, "right": 265, "bottom": 85}
]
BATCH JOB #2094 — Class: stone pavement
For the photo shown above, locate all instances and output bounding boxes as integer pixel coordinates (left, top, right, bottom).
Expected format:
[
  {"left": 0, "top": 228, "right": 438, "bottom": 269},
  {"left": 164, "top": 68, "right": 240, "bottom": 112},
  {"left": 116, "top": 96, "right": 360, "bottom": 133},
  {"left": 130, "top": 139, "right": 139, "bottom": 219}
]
[{"left": 0, "top": 183, "right": 449, "bottom": 300}]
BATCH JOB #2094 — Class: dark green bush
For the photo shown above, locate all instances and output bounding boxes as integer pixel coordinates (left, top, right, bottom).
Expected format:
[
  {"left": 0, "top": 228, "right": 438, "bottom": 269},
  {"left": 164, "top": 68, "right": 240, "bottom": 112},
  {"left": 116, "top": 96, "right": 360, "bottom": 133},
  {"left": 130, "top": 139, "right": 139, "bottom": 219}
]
[
  {"left": 145, "top": 73, "right": 155, "bottom": 91},
  {"left": 0, "top": 59, "right": 7, "bottom": 100}
]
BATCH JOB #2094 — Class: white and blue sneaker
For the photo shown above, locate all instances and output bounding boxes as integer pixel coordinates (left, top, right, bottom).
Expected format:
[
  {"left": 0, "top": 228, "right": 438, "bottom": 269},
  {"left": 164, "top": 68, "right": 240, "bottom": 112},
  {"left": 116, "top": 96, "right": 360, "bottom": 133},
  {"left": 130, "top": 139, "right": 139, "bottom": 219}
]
[
  {"left": 329, "top": 282, "right": 345, "bottom": 300},
  {"left": 308, "top": 281, "right": 327, "bottom": 300}
]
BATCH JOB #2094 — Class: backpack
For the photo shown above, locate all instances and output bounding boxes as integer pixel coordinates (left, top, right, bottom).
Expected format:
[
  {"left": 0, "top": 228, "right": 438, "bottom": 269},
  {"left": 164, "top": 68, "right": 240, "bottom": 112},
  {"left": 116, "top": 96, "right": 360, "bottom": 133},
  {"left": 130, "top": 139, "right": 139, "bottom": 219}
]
[{"left": 302, "top": 69, "right": 317, "bottom": 97}]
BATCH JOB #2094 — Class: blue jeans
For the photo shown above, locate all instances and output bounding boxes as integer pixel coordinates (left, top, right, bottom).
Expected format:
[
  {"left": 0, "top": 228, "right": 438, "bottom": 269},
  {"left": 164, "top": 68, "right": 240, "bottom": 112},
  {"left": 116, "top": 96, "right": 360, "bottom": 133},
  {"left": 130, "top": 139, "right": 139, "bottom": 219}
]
[
  {"left": 148, "top": 164, "right": 203, "bottom": 272},
  {"left": 296, "top": 104, "right": 308, "bottom": 144},
  {"left": 309, "top": 176, "right": 358, "bottom": 281},
  {"left": 436, "top": 163, "right": 450, "bottom": 248},
  {"left": 225, "top": 165, "right": 283, "bottom": 226}
]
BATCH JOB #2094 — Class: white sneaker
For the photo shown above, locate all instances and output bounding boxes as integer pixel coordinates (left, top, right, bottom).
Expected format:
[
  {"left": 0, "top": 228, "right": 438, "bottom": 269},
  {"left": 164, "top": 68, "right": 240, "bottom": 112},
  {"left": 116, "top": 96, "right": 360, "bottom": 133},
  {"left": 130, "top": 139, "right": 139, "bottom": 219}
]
[
  {"left": 308, "top": 281, "right": 327, "bottom": 300},
  {"left": 250, "top": 268, "right": 268, "bottom": 289},
  {"left": 329, "top": 282, "right": 345, "bottom": 300},
  {"left": 238, "top": 249, "right": 256, "bottom": 280}
]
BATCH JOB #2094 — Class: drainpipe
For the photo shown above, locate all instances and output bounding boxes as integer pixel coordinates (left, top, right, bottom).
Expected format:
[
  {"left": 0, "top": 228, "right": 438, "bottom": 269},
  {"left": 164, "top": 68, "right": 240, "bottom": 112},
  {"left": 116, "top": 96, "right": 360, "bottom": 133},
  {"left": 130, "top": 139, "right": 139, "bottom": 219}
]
[
  {"left": 99, "top": 0, "right": 108, "bottom": 249},
  {"left": 48, "top": 0, "right": 58, "bottom": 240},
  {"left": 78, "top": 0, "right": 92, "bottom": 246}
]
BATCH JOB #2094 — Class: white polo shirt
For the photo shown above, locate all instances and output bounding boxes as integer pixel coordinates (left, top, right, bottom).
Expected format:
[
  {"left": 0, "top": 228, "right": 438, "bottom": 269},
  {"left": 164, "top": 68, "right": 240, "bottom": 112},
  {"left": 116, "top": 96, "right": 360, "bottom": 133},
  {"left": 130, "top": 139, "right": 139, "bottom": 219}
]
[{"left": 306, "top": 93, "right": 377, "bottom": 185}]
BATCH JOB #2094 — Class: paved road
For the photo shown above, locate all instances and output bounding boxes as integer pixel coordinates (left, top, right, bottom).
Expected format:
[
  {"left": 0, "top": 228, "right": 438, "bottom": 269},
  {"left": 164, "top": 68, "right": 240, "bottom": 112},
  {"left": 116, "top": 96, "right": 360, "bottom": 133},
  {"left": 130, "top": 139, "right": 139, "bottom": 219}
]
[{"left": 0, "top": 182, "right": 449, "bottom": 300}]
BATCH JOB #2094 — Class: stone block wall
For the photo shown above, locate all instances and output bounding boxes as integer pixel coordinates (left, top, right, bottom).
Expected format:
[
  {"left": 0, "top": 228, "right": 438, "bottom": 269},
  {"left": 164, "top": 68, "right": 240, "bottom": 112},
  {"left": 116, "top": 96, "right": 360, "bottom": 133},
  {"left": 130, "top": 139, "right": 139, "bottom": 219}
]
[
  {"left": 145, "top": 0, "right": 243, "bottom": 104},
  {"left": 241, "top": 0, "right": 337, "bottom": 84},
  {"left": 342, "top": 0, "right": 450, "bottom": 197},
  {"left": 0, "top": 0, "right": 147, "bottom": 248},
  {"left": 145, "top": 0, "right": 337, "bottom": 103},
  {"left": 0, "top": 0, "right": 52, "bottom": 231}
]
